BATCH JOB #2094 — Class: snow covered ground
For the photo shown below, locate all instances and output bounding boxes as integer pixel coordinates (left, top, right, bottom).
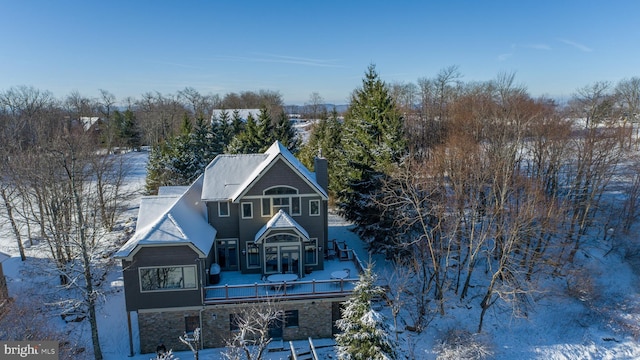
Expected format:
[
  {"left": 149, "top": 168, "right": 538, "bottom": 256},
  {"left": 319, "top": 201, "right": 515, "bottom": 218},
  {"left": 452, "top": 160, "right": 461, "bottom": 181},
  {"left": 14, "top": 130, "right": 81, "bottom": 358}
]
[{"left": 2, "top": 149, "right": 640, "bottom": 359}]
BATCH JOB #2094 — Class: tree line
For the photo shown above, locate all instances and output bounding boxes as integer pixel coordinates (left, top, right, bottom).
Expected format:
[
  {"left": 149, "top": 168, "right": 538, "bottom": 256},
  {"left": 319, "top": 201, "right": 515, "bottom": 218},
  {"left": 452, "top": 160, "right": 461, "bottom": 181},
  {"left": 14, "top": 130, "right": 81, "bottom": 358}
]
[
  {"left": 303, "top": 65, "right": 640, "bottom": 340},
  {"left": 2, "top": 66, "right": 640, "bottom": 358}
]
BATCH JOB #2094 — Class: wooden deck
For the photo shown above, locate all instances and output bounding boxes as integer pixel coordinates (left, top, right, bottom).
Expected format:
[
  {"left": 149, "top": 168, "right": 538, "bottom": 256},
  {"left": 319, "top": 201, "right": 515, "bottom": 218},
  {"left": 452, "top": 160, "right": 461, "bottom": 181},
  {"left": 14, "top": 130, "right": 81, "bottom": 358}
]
[{"left": 203, "top": 248, "right": 367, "bottom": 304}]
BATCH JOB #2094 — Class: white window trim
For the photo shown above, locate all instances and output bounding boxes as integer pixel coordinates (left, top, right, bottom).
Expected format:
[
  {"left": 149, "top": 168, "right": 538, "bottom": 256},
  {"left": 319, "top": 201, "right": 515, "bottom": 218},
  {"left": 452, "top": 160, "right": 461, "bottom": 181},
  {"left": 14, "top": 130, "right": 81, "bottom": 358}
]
[
  {"left": 138, "top": 265, "right": 198, "bottom": 293},
  {"left": 263, "top": 185, "right": 298, "bottom": 195},
  {"left": 291, "top": 197, "right": 301, "bottom": 216},
  {"left": 218, "top": 201, "right": 230, "bottom": 217},
  {"left": 305, "top": 238, "right": 318, "bottom": 266},
  {"left": 262, "top": 198, "right": 271, "bottom": 217},
  {"left": 241, "top": 202, "right": 253, "bottom": 219},
  {"left": 309, "top": 199, "right": 320, "bottom": 216},
  {"left": 246, "top": 243, "right": 261, "bottom": 269}
]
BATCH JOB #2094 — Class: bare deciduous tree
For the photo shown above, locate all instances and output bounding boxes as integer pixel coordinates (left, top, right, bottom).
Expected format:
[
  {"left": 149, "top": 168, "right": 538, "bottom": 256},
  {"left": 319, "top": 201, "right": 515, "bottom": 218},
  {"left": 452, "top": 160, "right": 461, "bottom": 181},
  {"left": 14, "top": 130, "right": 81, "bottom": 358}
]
[{"left": 222, "top": 301, "right": 283, "bottom": 360}]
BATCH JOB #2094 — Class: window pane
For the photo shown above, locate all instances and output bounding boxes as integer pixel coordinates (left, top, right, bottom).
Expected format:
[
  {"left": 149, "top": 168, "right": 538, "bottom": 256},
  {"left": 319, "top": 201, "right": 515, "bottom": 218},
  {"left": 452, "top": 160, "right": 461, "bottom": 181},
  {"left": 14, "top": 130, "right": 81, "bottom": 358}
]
[
  {"left": 305, "top": 239, "right": 317, "bottom": 265},
  {"left": 285, "top": 310, "right": 299, "bottom": 327},
  {"left": 262, "top": 198, "right": 271, "bottom": 216},
  {"left": 292, "top": 197, "right": 300, "bottom": 215},
  {"left": 183, "top": 266, "right": 197, "bottom": 288},
  {"left": 265, "top": 187, "right": 297, "bottom": 195},
  {"left": 248, "top": 244, "right": 260, "bottom": 268},
  {"left": 219, "top": 202, "right": 229, "bottom": 216},
  {"left": 273, "top": 197, "right": 289, "bottom": 206},
  {"left": 230, "top": 314, "right": 241, "bottom": 331},
  {"left": 242, "top": 203, "right": 252, "bottom": 218},
  {"left": 139, "top": 266, "right": 197, "bottom": 291},
  {"left": 265, "top": 247, "right": 278, "bottom": 273},
  {"left": 310, "top": 200, "right": 319, "bottom": 215},
  {"left": 185, "top": 316, "right": 200, "bottom": 333}
]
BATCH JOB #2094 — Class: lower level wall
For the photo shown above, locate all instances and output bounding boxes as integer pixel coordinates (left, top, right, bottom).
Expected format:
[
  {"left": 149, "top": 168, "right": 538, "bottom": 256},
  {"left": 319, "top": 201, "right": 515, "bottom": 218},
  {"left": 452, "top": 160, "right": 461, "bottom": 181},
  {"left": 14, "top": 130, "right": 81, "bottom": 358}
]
[{"left": 137, "top": 298, "right": 346, "bottom": 354}]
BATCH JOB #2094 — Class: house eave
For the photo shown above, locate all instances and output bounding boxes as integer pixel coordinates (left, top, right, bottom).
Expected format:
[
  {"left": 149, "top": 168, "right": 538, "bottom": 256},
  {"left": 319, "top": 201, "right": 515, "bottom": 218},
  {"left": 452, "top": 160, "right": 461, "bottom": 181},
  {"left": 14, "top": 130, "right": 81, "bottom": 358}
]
[{"left": 114, "top": 242, "right": 208, "bottom": 262}]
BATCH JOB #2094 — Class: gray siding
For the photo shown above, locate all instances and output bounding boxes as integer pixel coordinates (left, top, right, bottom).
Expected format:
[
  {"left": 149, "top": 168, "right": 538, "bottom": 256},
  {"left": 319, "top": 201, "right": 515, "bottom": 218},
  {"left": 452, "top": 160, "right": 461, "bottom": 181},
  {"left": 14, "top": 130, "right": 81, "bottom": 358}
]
[
  {"left": 207, "top": 202, "right": 240, "bottom": 239},
  {"left": 245, "top": 159, "right": 316, "bottom": 196},
  {"left": 203, "top": 157, "right": 328, "bottom": 274},
  {"left": 122, "top": 246, "right": 203, "bottom": 311}
]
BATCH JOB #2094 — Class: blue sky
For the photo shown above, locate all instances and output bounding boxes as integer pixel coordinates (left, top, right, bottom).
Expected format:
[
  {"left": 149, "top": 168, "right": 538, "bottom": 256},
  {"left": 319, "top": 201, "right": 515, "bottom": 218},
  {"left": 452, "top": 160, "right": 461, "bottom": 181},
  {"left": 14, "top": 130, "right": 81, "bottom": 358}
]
[{"left": 1, "top": 1, "right": 638, "bottom": 105}]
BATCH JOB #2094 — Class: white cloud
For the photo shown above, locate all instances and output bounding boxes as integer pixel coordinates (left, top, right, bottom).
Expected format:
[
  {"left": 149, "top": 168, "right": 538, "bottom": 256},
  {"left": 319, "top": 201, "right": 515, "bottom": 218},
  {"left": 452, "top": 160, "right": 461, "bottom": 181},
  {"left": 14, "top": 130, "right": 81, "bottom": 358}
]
[
  {"left": 498, "top": 53, "right": 513, "bottom": 61},
  {"left": 522, "top": 43, "right": 551, "bottom": 51},
  {"left": 558, "top": 39, "right": 593, "bottom": 52}
]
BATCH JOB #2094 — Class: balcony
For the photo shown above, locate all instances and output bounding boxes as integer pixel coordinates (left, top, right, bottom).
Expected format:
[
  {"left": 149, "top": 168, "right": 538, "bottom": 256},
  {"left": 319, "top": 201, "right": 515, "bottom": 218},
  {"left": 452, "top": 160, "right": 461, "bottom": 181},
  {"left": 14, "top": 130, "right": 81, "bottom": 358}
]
[{"left": 203, "top": 249, "right": 365, "bottom": 304}]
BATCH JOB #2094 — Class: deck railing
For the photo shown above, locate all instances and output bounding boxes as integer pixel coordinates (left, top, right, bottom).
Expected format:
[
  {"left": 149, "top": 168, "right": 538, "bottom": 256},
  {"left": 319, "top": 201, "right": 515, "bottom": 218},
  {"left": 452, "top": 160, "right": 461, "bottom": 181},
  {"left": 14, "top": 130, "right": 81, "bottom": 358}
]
[
  {"left": 203, "top": 277, "right": 358, "bottom": 304},
  {"left": 203, "top": 245, "right": 368, "bottom": 305}
]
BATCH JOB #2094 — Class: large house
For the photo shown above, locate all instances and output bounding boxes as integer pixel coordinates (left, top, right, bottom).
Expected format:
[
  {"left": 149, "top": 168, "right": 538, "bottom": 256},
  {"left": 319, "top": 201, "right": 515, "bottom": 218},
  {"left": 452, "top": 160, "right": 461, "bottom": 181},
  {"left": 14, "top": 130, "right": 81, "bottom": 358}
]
[{"left": 115, "top": 141, "right": 362, "bottom": 354}]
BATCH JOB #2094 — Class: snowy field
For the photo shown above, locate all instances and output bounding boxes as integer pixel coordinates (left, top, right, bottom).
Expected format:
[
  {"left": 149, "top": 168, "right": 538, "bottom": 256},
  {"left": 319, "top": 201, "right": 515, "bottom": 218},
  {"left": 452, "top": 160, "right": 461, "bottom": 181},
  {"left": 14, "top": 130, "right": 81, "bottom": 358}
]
[{"left": 2, "top": 149, "right": 640, "bottom": 359}]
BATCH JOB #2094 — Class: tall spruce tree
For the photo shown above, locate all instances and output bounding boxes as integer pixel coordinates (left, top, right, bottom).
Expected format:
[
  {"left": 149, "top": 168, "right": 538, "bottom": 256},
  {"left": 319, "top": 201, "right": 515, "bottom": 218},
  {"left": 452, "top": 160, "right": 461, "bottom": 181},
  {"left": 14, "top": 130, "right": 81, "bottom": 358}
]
[
  {"left": 272, "top": 110, "right": 301, "bottom": 153},
  {"left": 298, "top": 107, "right": 342, "bottom": 197},
  {"left": 336, "top": 64, "right": 405, "bottom": 251},
  {"left": 335, "top": 265, "right": 397, "bottom": 360},
  {"left": 226, "top": 113, "right": 261, "bottom": 154}
]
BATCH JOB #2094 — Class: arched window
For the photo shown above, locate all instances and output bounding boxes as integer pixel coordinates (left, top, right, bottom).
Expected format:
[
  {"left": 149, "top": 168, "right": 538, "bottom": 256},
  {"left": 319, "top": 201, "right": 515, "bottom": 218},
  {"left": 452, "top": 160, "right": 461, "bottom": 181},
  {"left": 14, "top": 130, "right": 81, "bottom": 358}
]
[
  {"left": 262, "top": 186, "right": 301, "bottom": 216},
  {"left": 264, "top": 186, "right": 298, "bottom": 195}
]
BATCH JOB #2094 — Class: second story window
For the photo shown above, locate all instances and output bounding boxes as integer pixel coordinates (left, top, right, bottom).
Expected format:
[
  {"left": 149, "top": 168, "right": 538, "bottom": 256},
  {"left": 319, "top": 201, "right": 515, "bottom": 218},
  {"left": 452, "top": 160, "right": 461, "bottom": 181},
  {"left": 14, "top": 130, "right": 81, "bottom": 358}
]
[
  {"left": 309, "top": 200, "right": 320, "bottom": 216},
  {"left": 218, "top": 201, "right": 230, "bottom": 217},
  {"left": 242, "top": 202, "right": 253, "bottom": 219},
  {"left": 262, "top": 186, "right": 300, "bottom": 216}
]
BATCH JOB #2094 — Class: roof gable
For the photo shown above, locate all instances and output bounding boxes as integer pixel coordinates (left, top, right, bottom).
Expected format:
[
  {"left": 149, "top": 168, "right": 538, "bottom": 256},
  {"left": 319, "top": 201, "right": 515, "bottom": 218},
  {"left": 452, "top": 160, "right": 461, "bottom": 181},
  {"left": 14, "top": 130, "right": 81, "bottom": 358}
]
[
  {"left": 115, "top": 175, "right": 216, "bottom": 260},
  {"left": 230, "top": 141, "right": 328, "bottom": 202},
  {"left": 254, "top": 210, "right": 310, "bottom": 243}
]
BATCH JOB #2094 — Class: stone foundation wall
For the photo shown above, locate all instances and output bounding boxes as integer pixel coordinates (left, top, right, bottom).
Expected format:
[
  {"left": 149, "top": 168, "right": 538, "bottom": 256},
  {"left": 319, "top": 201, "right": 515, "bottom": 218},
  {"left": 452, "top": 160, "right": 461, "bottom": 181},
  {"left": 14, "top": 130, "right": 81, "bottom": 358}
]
[
  {"left": 137, "top": 298, "right": 345, "bottom": 354},
  {"left": 138, "top": 308, "right": 201, "bottom": 354}
]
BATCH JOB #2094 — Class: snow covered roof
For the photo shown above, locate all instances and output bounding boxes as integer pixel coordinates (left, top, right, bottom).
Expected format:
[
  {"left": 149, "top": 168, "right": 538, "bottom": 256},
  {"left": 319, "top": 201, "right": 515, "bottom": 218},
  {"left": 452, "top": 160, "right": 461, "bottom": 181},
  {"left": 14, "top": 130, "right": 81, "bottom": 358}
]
[
  {"left": 80, "top": 116, "right": 100, "bottom": 131},
  {"left": 210, "top": 109, "right": 261, "bottom": 123},
  {"left": 201, "top": 154, "right": 268, "bottom": 201},
  {"left": 158, "top": 186, "right": 189, "bottom": 196},
  {"left": 114, "top": 175, "right": 216, "bottom": 260},
  {"left": 254, "top": 209, "right": 310, "bottom": 243},
  {"left": 0, "top": 251, "right": 10, "bottom": 263},
  {"left": 134, "top": 195, "right": 180, "bottom": 231},
  {"left": 202, "top": 141, "right": 328, "bottom": 202}
]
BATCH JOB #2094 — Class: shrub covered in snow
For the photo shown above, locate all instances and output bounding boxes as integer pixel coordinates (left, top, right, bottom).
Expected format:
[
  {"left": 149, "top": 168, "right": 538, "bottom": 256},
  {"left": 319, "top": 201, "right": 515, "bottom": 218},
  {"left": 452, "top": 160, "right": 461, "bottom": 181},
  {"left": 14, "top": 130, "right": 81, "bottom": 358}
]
[{"left": 434, "top": 329, "right": 493, "bottom": 360}]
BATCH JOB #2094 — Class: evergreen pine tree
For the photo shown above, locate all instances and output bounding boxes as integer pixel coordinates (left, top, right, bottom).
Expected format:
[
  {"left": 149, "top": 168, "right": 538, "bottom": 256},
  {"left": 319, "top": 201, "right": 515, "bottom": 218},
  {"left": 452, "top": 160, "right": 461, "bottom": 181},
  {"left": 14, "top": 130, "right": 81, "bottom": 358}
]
[
  {"left": 145, "top": 115, "right": 222, "bottom": 194},
  {"left": 145, "top": 142, "right": 174, "bottom": 194},
  {"left": 335, "top": 266, "right": 397, "bottom": 360},
  {"left": 272, "top": 110, "right": 301, "bottom": 153},
  {"left": 226, "top": 113, "right": 260, "bottom": 154},
  {"left": 213, "top": 109, "right": 234, "bottom": 145},
  {"left": 111, "top": 109, "right": 141, "bottom": 150},
  {"left": 256, "top": 106, "right": 274, "bottom": 149},
  {"left": 231, "top": 109, "right": 245, "bottom": 137},
  {"left": 120, "top": 109, "right": 142, "bottom": 150},
  {"left": 336, "top": 64, "right": 405, "bottom": 250},
  {"left": 226, "top": 106, "right": 300, "bottom": 154},
  {"left": 298, "top": 107, "right": 342, "bottom": 197}
]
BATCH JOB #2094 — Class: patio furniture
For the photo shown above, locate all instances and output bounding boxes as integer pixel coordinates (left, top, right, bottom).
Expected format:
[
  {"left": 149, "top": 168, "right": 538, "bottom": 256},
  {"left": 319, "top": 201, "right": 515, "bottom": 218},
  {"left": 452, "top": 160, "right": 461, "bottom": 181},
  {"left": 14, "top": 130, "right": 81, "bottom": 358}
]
[
  {"left": 330, "top": 269, "right": 350, "bottom": 280},
  {"left": 266, "top": 273, "right": 299, "bottom": 290}
]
